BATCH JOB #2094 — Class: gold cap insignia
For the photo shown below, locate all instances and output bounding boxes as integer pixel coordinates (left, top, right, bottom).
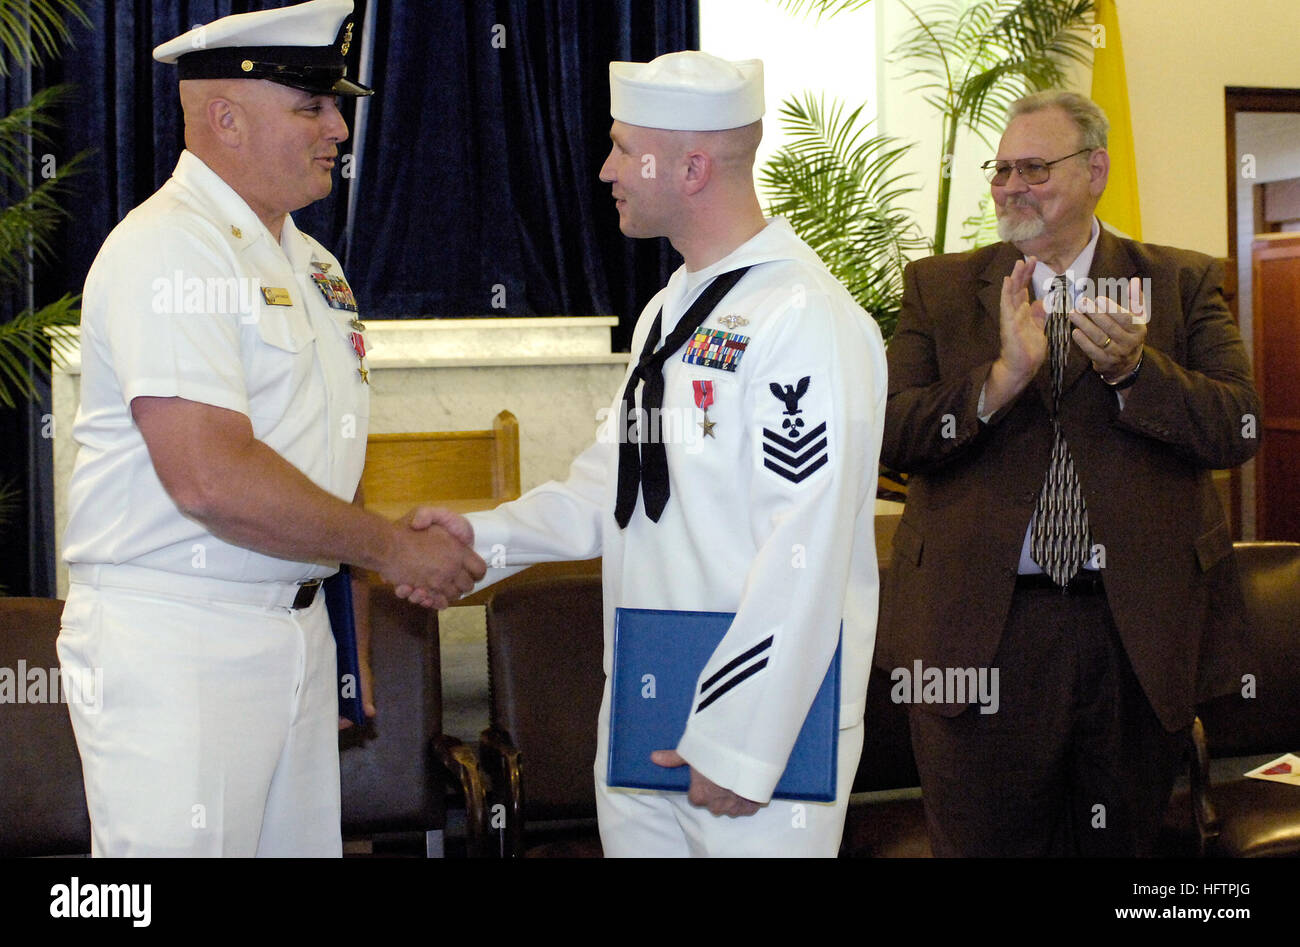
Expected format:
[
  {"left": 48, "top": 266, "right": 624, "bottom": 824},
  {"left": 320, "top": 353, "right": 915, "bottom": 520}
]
[
  {"left": 240, "top": 60, "right": 254, "bottom": 73},
  {"left": 341, "top": 22, "right": 353, "bottom": 56}
]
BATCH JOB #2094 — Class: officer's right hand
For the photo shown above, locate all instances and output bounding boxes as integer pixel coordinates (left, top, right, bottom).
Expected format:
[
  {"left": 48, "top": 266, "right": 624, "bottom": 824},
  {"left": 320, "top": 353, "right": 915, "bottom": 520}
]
[{"left": 381, "top": 522, "right": 486, "bottom": 610}]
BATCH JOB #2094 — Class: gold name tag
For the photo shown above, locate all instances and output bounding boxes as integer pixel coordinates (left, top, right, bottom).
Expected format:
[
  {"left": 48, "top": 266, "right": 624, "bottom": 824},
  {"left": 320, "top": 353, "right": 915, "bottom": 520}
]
[{"left": 261, "top": 287, "right": 293, "bottom": 306}]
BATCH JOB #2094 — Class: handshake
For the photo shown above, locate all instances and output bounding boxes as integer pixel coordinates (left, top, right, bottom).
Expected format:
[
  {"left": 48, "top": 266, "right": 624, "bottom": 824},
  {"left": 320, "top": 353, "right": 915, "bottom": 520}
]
[{"left": 376, "top": 506, "right": 488, "bottom": 610}]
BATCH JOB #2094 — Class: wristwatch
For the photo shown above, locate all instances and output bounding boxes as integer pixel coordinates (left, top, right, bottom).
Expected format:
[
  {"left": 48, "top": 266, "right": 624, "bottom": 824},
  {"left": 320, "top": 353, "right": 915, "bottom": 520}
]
[{"left": 1100, "top": 352, "right": 1143, "bottom": 390}]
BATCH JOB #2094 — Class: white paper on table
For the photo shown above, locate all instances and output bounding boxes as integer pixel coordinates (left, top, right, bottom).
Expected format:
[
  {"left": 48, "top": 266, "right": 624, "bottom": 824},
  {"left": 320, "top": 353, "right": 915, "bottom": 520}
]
[{"left": 1245, "top": 753, "right": 1300, "bottom": 786}]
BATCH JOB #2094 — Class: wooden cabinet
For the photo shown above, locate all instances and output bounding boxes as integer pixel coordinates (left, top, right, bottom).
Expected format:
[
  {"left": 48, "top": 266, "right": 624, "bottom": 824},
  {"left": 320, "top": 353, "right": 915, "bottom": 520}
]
[{"left": 1252, "top": 233, "right": 1300, "bottom": 540}]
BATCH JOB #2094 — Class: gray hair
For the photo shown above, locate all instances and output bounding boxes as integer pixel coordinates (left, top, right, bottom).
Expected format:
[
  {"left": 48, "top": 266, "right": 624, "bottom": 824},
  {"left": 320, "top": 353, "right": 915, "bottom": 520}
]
[{"left": 1006, "top": 91, "right": 1109, "bottom": 151}]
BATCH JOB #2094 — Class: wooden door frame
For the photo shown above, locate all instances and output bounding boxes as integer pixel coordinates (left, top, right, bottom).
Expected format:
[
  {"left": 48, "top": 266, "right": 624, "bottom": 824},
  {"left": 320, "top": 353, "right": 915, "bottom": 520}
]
[
  {"left": 1223, "top": 87, "right": 1300, "bottom": 537},
  {"left": 1225, "top": 87, "right": 1300, "bottom": 264}
]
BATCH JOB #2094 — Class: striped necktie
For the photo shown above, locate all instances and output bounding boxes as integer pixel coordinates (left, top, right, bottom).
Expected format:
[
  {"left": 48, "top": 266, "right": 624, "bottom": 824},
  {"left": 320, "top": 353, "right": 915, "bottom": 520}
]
[{"left": 1030, "top": 275, "right": 1092, "bottom": 585}]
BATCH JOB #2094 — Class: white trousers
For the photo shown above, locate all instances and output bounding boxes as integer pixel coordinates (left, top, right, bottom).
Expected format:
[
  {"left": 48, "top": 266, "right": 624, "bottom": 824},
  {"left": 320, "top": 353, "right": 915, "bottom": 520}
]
[
  {"left": 594, "top": 690, "right": 863, "bottom": 857},
  {"left": 58, "top": 581, "right": 341, "bottom": 857}
]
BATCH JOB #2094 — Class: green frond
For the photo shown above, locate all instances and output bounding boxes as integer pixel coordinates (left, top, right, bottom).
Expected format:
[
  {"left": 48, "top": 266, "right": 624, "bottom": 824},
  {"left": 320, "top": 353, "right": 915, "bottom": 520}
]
[
  {"left": 0, "top": 475, "right": 18, "bottom": 592},
  {"left": 956, "top": 0, "right": 1094, "bottom": 132},
  {"left": 0, "top": 478, "right": 18, "bottom": 585},
  {"left": 0, "top": 84, "right": 78, "bottom": 188},
  {"left": 0, "top": 0, "right": 90, "bottom": 75},
  {"left": 0, "top": 147, "right": 89, "bottom": 286},
  {"left": 771, "top": 0, "right": 875, "bottom": 21},
  {"left": 962, "top": 193, "right": 1002, "bottom": 247},
  {"left": 897, "top": 0, "right": 1094, "bottom": 134},
  {"left": 0, "top": 479, "right": 17, "bottom": 523},
  {"left": 892, "top": 0, "right": 965, "bottom": 108},
  {"left": 0, "top": 295, "right": 79, "bottom": 408},
  {"left": 891, "top": 0, "right": 1094, "bottom": 251},
  {"left": 760, "top": 92, "right": 931, "bottom": 336}
]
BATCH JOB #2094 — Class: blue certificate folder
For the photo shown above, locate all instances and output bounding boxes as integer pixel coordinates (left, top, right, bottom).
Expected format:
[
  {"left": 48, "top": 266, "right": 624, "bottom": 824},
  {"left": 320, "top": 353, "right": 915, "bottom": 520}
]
[
  {"left": 324, "top": 566, "right": 366, "bottom": 726},
  {"left": 607, "top": 607, "right": 841, "bottom": 802}
]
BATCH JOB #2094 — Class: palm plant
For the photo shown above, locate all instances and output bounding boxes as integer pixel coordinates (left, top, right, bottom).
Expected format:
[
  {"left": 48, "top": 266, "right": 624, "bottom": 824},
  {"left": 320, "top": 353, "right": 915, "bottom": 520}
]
[
  {"left": 775, "top": 0, "right": 875, "bottom": 18},
  {"left": 0, "top": 0, "right": 88, "bottom": 593},
  {"left": 768, "top": 0, "right": 1096, "bottom": 336},
  {"left": 0, "top": 0, "right": 89, "bottom": 408},
  {"left": 894, "top": 0, "right": 1094, "bottom": 252},
  {"left": 962, "top": 193, "right": 1001, "bottom": 247},
  {"left": 760, "top": 93, "right": 931, "bottom": 340}
]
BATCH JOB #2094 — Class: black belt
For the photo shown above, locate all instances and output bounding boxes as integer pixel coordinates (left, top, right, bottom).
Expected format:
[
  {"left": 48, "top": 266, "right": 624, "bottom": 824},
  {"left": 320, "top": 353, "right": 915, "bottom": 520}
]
[
  {"left": 1015, "top": 571, "right": 1104, "bottom": 596},
  {"left": 292, "top": 579, "right": 323, "bottom": 609}
]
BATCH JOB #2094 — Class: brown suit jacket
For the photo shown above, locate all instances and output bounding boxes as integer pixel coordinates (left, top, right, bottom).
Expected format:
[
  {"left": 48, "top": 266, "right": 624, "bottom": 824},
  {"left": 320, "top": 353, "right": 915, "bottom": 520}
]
[{"left": 878, "top": 228, "right": 1261, "bottom": 731}]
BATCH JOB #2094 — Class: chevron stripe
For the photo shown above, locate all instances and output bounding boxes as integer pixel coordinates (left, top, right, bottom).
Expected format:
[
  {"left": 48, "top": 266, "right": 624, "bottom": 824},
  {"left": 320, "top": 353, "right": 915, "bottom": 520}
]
[
  {"left": 762, "top": 436, "right": 828, "bottom": 469},
  {"left": 762, "top": 422, "right": 826, "bottom": 452},
  {"left": 765, "top": 453, "right": 828, "bottom": 484}
]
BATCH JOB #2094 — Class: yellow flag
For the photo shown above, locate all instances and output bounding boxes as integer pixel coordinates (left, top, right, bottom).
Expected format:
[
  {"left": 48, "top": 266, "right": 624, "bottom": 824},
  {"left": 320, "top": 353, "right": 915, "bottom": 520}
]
[{"left": 1091, "top": 0, "right": 1141, "bottom": 239}]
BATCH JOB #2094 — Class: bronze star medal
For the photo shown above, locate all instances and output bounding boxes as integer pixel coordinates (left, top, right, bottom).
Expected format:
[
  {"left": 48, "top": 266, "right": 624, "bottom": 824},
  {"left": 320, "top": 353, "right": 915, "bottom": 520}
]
[{"left": 693, "top": 379, "right": 716, "bottom": 438}]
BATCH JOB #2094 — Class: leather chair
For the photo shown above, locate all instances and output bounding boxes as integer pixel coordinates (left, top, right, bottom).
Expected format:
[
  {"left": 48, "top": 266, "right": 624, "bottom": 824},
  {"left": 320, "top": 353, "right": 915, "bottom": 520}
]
[
  {"left": 0, "top": 591, "right": 483, "bottom": 857},
  {"left": 840, "top": 664, "right": 932, "bottom": 857},
  {"left": 479, "top": 573, "right": 605, "bottom": 857},
  {"left": 0, "top": 597, "right": 92, "bottom": 856},
  {"left": 340, "top": 584, "right": 487, "bottom": 857},
  {"left": 1188, "top": 540, "right": 1300, "bottom": 857},
  {"left": 841, "top": 555, "right": 931, "bottom": 857}
]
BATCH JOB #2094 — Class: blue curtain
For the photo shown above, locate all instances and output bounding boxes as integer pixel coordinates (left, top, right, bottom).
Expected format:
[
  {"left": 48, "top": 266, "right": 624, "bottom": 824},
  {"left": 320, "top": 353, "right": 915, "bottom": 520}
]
[
  {"left": 2, "top": 0, "right": 697, "bottom": 595},
  {"left": 44, "top": 0, "right": 696, "bottom": 333},
  {"left": 341, "top": 0, "right": 697, "bottom": 341},
  {"left": 35, "top": 0, "right": 357, "bottom": 299}
]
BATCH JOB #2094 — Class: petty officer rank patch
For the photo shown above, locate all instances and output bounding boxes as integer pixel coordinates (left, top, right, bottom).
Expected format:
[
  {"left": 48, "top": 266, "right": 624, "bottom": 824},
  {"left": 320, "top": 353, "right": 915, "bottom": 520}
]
[
  {"left": 683, "top": 327, "right": 749, "bottom": 372},
  {"left": 761, "top": 375, "right": 830, "bottom": 484},
  {"left": 310, "top": 261, "right": 358, "bottom": 312}
]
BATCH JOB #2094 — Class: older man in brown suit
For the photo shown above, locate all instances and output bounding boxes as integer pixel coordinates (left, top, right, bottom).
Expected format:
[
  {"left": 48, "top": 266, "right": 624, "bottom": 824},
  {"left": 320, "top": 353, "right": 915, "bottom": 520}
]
[{"left": 879, "top": 91, "right": 1260, "bottom": 857}]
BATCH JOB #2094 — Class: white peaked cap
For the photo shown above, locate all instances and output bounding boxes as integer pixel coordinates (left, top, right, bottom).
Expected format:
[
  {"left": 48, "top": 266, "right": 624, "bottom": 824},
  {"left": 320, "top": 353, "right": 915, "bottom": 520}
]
[
  {"left": 610, "top": 51, "right": 764, "bottom": 131},
  {"left": 152, "top": 0, "right": 371, "bottom": 97}
]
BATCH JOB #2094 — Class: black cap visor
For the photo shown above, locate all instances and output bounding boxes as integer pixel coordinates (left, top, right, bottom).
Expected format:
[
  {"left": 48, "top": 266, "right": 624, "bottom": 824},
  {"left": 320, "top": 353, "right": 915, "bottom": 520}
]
[{"left": 176, "top": 45, "right": 374, "bottom": 97}]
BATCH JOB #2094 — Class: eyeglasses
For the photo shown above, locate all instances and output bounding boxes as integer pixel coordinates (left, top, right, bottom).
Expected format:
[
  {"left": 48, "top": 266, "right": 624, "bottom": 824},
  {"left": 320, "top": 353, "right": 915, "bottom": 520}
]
[{"left": 981, "top": 148, "right": 1092, "bottom": 185}]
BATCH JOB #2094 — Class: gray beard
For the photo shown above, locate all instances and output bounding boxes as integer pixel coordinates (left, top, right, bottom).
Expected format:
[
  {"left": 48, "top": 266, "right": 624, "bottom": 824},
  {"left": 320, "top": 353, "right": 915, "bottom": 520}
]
[{"left": 997, "top": 209, "right": 1046, "bottom": 243}]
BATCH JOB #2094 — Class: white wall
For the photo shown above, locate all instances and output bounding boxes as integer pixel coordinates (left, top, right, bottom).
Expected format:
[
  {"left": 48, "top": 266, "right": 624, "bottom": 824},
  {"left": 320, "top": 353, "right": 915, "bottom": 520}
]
[
  {"left": 699, "top": 0, "right": 1300, "bottom": 257},
  {"left": 1109, "top": 0, "right": 1300, "bottom": 256},
  {"left": 699, "top": 0, "right": 877, "bottom": 205}
]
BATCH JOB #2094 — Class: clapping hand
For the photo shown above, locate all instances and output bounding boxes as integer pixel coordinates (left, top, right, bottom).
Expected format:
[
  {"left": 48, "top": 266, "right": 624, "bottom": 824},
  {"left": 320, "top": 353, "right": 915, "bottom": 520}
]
[{"left": 1071, "top": 276, "right": 1147, "bottom": 382}]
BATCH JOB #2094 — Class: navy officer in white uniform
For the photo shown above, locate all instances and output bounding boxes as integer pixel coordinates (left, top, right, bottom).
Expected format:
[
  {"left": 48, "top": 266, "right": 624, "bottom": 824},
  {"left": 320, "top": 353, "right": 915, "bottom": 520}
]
[
  {"left": 404, "top": 52, "right": 887, "bottom": 857},
  {"left": 59, "top": 0, "right": 485, "bottom": 857}
]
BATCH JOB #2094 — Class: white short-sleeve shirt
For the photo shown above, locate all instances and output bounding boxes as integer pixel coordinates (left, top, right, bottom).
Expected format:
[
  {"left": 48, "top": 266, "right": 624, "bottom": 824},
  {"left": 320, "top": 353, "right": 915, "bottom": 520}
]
[{"left": 63, "top": 150, "right": 370, "bottom": 583}]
